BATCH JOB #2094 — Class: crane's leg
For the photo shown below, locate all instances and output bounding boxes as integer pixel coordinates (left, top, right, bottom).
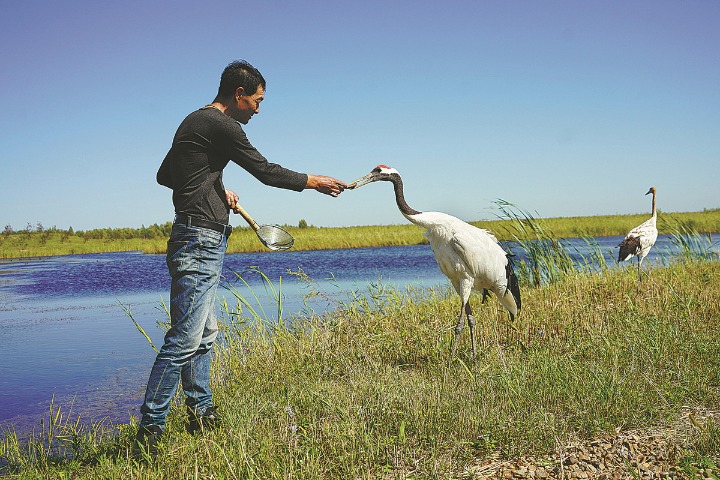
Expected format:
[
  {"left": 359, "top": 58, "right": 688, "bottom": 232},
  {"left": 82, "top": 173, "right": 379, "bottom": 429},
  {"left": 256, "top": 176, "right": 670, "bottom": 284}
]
[
  {"left": 450, "top": 302, "right": 466, "bottom": 359},
  {"left": 450, "top": 281, "right": 474, "bottom": 359},
  {"left": 481, "top": 289, "right": 489, "bottom": 304},
  {"left": 637, "top": 257, "right": 642, "bottom": 283},
  {"left": 465, "top": 302, "right": 476, "bottom": 357}
]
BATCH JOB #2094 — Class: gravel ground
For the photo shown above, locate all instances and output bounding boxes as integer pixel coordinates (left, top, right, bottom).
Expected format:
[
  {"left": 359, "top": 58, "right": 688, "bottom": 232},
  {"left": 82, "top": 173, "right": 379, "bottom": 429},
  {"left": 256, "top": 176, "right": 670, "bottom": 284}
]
[{"left": 463, "top": 407, "right": 719, "bottom": 479}]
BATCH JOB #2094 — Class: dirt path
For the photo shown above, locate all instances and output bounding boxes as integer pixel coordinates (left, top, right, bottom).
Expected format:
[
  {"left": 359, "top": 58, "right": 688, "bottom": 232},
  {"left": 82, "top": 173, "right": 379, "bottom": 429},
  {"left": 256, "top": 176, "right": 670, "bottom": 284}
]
[{"left": 465, "top": 407, "right": 719, "bottom": 479}]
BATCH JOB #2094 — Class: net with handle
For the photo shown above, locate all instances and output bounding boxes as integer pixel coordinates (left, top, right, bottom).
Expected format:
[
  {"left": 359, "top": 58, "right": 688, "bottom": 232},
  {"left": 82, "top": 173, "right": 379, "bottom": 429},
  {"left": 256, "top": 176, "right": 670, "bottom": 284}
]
[
  {"left": 256, "top": 225, "right": 294, "bottom": 250},
  {"left": 234, "top": 204, "right": 295, "bottom": 251}
]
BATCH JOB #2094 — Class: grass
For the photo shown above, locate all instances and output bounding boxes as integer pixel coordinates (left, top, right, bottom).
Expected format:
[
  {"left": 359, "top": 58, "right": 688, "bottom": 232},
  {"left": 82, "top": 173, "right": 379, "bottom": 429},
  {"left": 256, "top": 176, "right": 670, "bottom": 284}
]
[
  {"left": 2, "top": 208, "right": 719, "bottom": 258},
  {"left": 2, "top": 256, "right": 720, "bottom": 478}
]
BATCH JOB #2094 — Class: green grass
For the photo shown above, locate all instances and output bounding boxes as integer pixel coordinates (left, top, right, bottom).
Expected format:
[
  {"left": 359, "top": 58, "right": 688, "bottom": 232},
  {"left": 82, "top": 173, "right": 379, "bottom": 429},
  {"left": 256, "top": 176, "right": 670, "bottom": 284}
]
[
  {"left": 2, "top": 208, "right": 719, "bottom": 258},
  {"left": 3, "top": 258, "right": 720, "bottom": 478}
]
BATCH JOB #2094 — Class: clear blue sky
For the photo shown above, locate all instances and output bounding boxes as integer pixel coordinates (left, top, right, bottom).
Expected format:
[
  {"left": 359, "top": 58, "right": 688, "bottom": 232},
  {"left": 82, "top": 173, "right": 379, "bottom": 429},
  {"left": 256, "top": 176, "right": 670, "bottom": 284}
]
[{"left": 1, "top": 0, "right": 718, "bottom": 231}]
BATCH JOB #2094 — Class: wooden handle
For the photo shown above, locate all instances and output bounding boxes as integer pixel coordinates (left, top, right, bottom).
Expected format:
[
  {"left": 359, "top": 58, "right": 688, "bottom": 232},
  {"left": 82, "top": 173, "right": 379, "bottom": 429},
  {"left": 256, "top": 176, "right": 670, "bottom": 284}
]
[{"left": 233, "top": 204, "right": 260, "bottom": 232}]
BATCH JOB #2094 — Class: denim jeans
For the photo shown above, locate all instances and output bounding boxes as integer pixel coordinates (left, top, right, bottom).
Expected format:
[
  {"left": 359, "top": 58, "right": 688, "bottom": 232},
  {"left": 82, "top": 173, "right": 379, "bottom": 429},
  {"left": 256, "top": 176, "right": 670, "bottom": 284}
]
[{"left": 139, "top": 223, "right": 227, "bottom": 429}]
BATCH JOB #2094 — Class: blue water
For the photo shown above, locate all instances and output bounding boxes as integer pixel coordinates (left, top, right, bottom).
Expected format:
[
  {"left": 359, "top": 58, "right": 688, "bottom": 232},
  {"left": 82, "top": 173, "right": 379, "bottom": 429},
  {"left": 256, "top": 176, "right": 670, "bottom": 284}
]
[
  {"left": 0, "top": 245, "right": 448, "bottom": 436},
  {"left": 0, "top": 235, "right": 715, "bottom": 436}
]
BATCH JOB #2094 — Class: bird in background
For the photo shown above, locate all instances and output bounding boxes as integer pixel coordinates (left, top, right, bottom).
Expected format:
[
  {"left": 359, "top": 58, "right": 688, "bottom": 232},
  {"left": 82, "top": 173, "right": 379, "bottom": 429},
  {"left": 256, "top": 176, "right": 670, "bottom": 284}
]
[
  {"left": 618, "top": 187, "right": 658, "bottom": 283},
  {"left": 348, "top": 165, "right": 521, "bottom": 357}
]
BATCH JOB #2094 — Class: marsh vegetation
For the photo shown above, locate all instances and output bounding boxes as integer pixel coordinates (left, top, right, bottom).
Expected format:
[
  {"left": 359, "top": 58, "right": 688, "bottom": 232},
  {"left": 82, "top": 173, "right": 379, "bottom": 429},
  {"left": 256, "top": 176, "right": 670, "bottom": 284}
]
[{"left": 2, "top": 208, "right": 719, "bottom": 258}]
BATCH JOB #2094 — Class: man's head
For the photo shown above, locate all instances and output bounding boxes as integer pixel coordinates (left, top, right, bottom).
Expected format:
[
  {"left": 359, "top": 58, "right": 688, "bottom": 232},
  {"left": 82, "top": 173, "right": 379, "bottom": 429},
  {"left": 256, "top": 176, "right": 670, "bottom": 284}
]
[{"left": 215, "top": 60, "right": 266, "bottom": 124}]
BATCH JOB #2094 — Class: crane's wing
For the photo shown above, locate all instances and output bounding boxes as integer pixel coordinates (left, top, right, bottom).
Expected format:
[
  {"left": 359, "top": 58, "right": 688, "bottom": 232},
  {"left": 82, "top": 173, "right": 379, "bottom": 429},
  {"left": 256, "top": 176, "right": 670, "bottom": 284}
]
[
  {"left": 448, "top": 225, "right": 520, "bottom": 316},
  {"left": 628, "top": 217, "right": 656, "bottom": 237},
  {"left": 446, "top": 222, "right": 508, "bottom": 286},
  {"left": 618, "top": 217, "right": 658, "bottom": 261},
  {"left": 421, "top": 212, "right": 520, "bottom": 317},
  {"left": 421, "top": 214, "right": 497, "bottom": 280},
  {"left": 618, "top": 235, "right": 642, "bottom": 261}
]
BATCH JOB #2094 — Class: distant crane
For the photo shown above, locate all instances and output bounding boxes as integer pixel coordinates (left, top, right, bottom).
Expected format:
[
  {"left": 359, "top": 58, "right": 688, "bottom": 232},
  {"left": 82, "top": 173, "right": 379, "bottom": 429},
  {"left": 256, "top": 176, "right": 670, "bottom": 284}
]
[
  {"left": 348, "top": 165, "right": 521, "bottom": 357},
  {"left": 618, "top": 187, "right": 658, "bottom": 282}
]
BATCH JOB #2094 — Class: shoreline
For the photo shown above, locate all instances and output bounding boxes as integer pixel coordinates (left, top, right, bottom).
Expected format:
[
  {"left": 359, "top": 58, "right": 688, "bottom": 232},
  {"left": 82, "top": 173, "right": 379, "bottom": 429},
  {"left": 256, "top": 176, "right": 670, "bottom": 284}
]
[{"left": 2, "top": 209, "right": 719, "bottom": 260}]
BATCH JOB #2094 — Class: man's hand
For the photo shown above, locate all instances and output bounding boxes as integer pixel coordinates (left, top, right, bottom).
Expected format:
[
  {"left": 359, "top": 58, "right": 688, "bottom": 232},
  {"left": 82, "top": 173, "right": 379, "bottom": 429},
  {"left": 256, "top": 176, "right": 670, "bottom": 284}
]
[
  {"left": 225, "top": 189, "right": 240, "bottom": 213},
  {"left": 306, "top": 175, "right": 347, "bottom": 198}
]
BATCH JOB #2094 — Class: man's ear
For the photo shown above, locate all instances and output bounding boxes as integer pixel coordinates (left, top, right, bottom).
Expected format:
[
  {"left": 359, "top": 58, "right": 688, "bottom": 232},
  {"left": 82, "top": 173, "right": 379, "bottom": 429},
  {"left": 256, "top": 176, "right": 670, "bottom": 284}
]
[{"left": 236, "top": 86, "right": 245, "bottom": 97}]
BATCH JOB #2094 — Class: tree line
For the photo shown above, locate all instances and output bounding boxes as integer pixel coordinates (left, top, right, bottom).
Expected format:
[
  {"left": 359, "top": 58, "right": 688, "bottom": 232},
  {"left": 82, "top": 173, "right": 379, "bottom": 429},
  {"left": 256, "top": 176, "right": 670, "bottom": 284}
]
[{"left": 2, "top": 222, "right": 174, "bottom": 241}]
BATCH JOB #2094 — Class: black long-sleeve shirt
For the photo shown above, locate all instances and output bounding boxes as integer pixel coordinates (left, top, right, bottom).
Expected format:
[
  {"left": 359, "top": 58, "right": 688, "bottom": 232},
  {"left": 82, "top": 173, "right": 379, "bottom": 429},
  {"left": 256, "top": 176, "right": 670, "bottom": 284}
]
[{"left": 157, "top": 106, "right": 308, "bottom": 225}]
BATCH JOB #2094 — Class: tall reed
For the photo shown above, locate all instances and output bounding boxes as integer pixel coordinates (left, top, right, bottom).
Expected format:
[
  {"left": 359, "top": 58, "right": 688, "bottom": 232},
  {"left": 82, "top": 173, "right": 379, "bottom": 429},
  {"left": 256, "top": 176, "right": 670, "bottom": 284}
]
[
  {"left": 492, "top": 200, "right": 608, "bottom": 286},
  {"left": 662, "top": 215, "right": 719, "bottom": 263}
]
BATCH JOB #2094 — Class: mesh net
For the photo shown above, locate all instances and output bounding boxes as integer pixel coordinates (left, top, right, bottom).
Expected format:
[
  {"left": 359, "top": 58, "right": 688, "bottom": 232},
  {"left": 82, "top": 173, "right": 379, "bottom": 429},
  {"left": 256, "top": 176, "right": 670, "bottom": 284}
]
[{"left": 256, "top": 225, "right": 295, "bottom": 251}]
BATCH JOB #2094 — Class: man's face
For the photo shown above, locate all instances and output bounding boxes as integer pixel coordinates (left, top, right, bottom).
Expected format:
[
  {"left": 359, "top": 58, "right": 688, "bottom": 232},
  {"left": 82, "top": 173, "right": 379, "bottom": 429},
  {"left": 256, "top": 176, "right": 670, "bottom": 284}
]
[{"left": 230, "top": 85, "right": 265, "bottom": 125}]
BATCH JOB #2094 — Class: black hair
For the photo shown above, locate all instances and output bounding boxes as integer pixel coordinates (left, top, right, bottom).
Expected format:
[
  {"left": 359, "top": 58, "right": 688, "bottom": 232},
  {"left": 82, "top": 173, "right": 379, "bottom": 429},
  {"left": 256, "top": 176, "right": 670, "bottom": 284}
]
[{"left": 215, "top": 60, "right": 266, "bottom": 99}]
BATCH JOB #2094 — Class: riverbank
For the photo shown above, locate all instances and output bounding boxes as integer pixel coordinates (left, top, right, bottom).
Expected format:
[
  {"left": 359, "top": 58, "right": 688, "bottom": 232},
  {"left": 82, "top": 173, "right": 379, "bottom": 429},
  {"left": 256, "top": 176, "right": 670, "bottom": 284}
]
[
  {"left": 2, "top": 208, "right": 720, "bottom": 258},
  {"left": 2, "top": 260, "right": 719, "bottom": 478}
]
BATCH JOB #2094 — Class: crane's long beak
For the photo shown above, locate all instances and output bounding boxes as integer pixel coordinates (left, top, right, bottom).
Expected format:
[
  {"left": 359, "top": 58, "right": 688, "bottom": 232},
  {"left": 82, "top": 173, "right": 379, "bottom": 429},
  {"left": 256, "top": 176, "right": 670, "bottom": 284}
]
[{"left": 346, "top": 172, "right": 377, "bottom": 190}]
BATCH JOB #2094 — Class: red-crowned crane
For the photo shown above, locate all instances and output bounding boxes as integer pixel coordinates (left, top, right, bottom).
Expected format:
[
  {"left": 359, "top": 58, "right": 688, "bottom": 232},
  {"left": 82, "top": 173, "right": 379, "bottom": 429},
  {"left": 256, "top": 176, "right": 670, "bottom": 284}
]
[
  {"left": 348, "top": 165, "right": 521, "bottom": 357},
  {"left": 618, "top": 187, "right": 658, "bottom": 283}
]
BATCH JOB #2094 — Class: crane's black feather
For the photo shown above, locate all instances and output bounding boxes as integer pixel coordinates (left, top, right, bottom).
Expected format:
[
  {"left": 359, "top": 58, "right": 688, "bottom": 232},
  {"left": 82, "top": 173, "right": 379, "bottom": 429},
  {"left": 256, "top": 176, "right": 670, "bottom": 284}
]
[
  {"left": 618, "top": 236, "right": 641, "bottom": 261},
  {"left": 505, "top": 254, "right": 521, "bottom": 316}
]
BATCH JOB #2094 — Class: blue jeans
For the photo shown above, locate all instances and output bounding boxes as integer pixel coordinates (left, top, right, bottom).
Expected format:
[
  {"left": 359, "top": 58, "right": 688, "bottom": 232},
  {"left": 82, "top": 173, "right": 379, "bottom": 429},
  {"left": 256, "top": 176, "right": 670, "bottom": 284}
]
[{"left": 139, "top": 223, "right": 227, "bottom": 429}]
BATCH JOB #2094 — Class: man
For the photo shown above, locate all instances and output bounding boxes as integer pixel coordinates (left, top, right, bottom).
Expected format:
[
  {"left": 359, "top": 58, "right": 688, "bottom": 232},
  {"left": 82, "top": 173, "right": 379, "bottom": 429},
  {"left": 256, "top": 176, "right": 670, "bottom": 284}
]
[{"left": 134, "top": 59, "right": 346, "bottom": 458}]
